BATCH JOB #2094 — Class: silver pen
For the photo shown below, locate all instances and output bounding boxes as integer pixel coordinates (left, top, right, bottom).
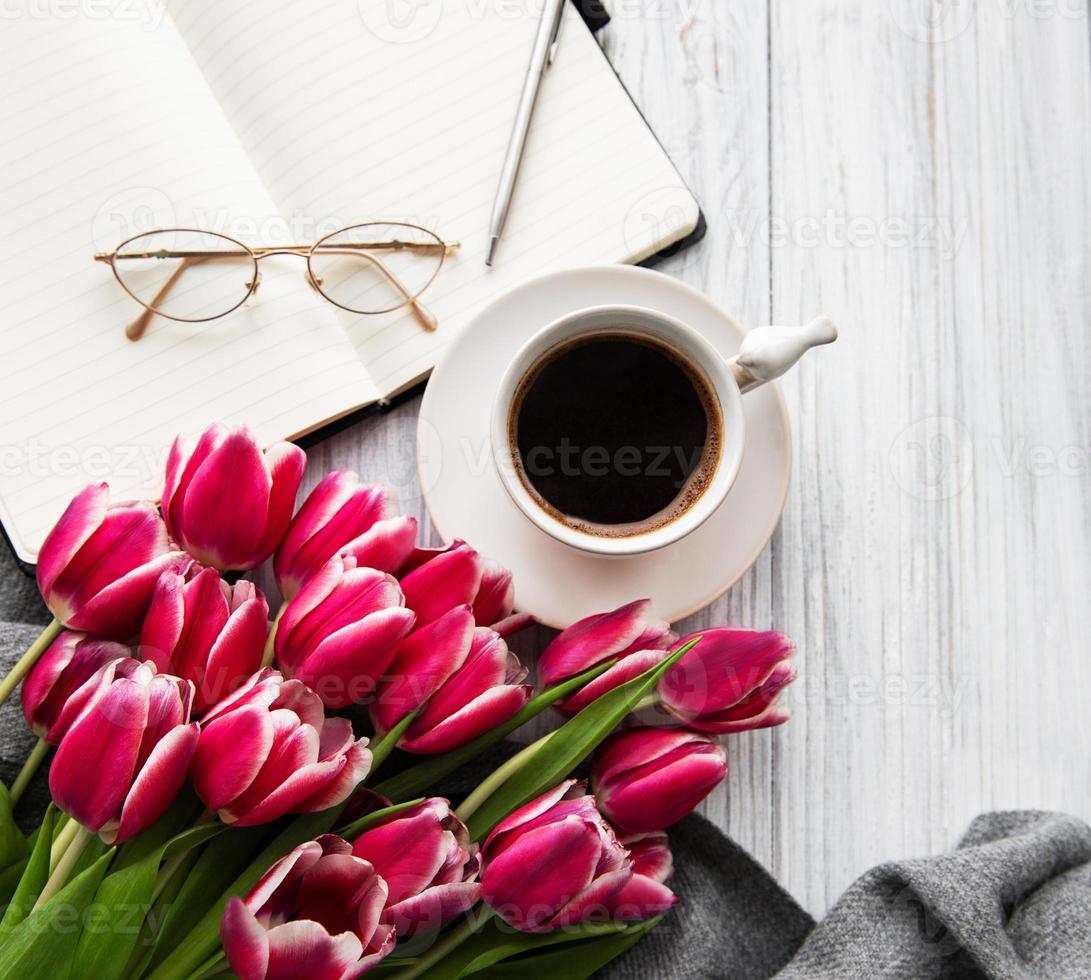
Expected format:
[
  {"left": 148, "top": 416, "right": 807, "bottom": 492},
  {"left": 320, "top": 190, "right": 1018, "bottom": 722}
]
[{"left": 484, "top": 0, "right": 566, "bottom": 267}]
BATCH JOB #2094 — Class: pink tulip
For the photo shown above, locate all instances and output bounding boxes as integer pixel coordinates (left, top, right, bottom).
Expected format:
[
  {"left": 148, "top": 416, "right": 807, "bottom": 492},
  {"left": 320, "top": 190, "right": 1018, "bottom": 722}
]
[
  {"left": 163, "top": 423, "right": 306, "bottom": 571},
  {"left": 604, "top": 832, "right": 677, "bottom": 919},
  {"left": 221, "top": 835, "right": 394, "bottom": 980},
  {"left": 36, "top": 483, "right": 186, "bottom": 637},
  {"left": 48, "top": 661, "right": 198, "bottom": 844},
  {"left": 537, "top": 599, "right": 677, "bottom": 715},
  {"left": 481, "top": 780, "right": 641, "bottom": 932},
  {"left": 371, "top": 616, "right": 530, "bottom": 755},
  {"left": 657, "top": 628, "right": 796, "bottom": 734},
  {"left": 140, "top": 566, "right": 268, "bottom": 714},
  {"left": 398, "top": 542, "right": 518, "bottom": 629},
  {"left": 349, "top": 798, "right": 480, "bottom": 935},
  {"left": 274, "top": 555, "right": 416, "bottom": 709},
  {"left": 592, "top": 728, "right": 728, "bottom": 833},
  {"left": 191, "top": 669, "right": 372, "bottom": 827},
  {"left": 274, "top": 472, "right": 417, "bottom": 600},
  {"left": 21, "top": 630, "right": 132, "bottom": 743}
]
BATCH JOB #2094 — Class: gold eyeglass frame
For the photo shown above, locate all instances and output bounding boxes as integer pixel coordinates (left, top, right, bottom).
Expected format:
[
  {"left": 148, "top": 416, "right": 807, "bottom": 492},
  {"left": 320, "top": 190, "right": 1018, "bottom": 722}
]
[{"left": 94, "top": 221, "right": 460, "bottom": 341}]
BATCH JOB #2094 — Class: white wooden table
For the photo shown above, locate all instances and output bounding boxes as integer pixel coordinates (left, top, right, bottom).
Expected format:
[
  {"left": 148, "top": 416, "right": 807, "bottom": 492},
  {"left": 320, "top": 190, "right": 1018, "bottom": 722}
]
[{"left": 278, "top": 2, "right": 1091, "bottom": 919}]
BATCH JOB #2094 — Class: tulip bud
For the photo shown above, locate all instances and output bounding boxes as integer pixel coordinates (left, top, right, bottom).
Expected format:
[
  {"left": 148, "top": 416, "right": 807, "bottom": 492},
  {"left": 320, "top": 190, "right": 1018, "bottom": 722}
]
[
  {"left": 141, "top": 566, "right": 269, "bottom": 714},
  {"left": 349, "top": 798, "right": 480, "bottom": 935},
  {"left": 275, "top": 555, "right": 416, "bottom": 709},
  {"left": 48, "top": 662, "right": 198, "bottom": 844},
  {"left": 36, "top": 483, "right": 187, "bottom": 638},
  {"left": 481, "top": 780, "right": 645, "bottom": 932},
  {"left": 398, "top": 542, "right": 516, "bottom": 629},
  {"left": 274, "top": 472, "right": 417, "bottom": 600},
  {"left": 163, "top": 423, "right": 306, "bottom": 571},
  {"left": 191, "top": 669, "right": 372, "bottom": 827},
  {"left": 537, "top": 599, "right": 676, "bottom": 714},
  {"left": 372, "top": 619, "right": 530, "bottom": 755},
  {"left": 592, "top": 728, "right": 728, "bottom": 834},
  {"left": 221, "top": 835, "right": 395, "bottom": 980},
  {"left": 657, "top": 628, "right": 796, "bottom": 733},
  {"left": 21, "top": 630, "right": 132, "bottom": 743},
  {"left": 605, "top": 832, "right": 677, "bottom": 920}
]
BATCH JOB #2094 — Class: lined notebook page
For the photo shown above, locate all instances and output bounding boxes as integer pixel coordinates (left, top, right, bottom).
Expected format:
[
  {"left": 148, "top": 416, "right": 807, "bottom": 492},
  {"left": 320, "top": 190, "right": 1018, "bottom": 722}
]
[
  {"left": 167, "top": 0, "right": 700, "bottom": 396},
  {"left": 0, "top": 4, "right": 377, "bottom": 562}
]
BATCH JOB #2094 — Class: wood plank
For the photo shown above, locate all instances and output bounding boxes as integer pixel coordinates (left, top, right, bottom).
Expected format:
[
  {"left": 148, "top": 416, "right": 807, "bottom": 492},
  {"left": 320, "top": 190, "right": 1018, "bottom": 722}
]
[{"left": 768, "top": 0, "right": 1091, "bottom": 915}]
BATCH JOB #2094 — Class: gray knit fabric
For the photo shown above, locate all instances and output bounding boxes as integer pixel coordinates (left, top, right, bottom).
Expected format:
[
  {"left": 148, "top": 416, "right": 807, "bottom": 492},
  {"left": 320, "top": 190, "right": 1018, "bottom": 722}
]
[{"left": 0, "top": 544, "right": 1088, "bottom": 978}]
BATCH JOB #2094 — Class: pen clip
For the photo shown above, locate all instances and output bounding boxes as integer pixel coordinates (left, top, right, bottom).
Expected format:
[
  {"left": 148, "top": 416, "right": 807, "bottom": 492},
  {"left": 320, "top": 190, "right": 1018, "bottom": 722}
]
[{"left": 547, "top": 4, "right": 564, "bottom": 66}]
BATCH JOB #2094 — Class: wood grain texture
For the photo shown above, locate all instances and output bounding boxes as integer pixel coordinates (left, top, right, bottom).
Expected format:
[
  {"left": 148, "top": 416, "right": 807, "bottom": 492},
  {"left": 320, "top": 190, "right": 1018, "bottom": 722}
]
[{"left": 259, "top": 0, "right": 1091, "bottom": 919}]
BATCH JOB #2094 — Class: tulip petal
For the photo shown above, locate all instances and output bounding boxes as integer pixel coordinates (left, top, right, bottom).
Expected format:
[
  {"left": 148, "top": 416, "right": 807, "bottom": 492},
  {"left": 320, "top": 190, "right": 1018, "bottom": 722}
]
[
  {"left": 483, "top": 817, "right": 600, "bottom": 931},
  {"left": 192, "top": 705, "right": 275, "bottom": 812},
  {"left": 601, "top": 749, "right": 727, "bottom": 834},
  {"left": 110, "top": 721, "right": 198, "bottom": 844},
  {"left": 48, "top": 671, "right": 150, "bottom": 831},
  {"left": 371, "top": 606, "right": 475, "bottom": 732},
  {"left": 222, "top": 897, "right": 271, "bottom": 980},
  {"left": 265, "top": 920, "right": 364, "bottom": 980},
  {"left": 472, "top": 559, "right": 514, "bottom": 626},
  {"left": 295, "top": 740, "right": 373, "bottom": 814},
  {"left": 383, "top": 881, "right": 481, "bottom": 935},
  {"left": 399, "top": 544, "right": 483, "bottom": 625},
  {"left": 198, "top": 591, "right": 269, "bottom": 711},
  {"left": 295, "top": 853, "right": 379, "bottom": 936},
  {"left": 622, "top": 833, "right": 673, "bottom": 882},
  {"left": 255, "top": 441, "right": 308, "bottom": 565},
  {"left": 182, "top": 430, "right": 272, "bottom": 568},
  {"left": 556, "top": 649, "right": 670, "bottom": 716},
  {"left": 139, "top": 569, "right": 187, "bottom": 671},
  {"left": 226, "top": 711, "right": 321, "bottom": 818},
  {"left": 66, "top": 551, "right": 187, "bottom": 638},
  {"left": 350, "top": 813, "right": 449, "bottom": 905},
  {"left": 658, "top": 629, "right": 795, "bottom": 719},
  {"left": 247, "top": 839, "right": 326, "bottom": 915},
  {"left": 36, "top": 483, "right": 108, "bottom": 601},
  {"left": 291, "top": 608, "right": 416, "bottom": 709},
  {"left": 604, "top": 874, "right": 677, "bottom": 921},
  {"left": 538, "top": 600, "right": 671, "bottom": 688},
  {"left": 164, "top": 425, "right": 226, "bottom": 538},
  {"left": 342, "top": 515, "right": 418, "bottom": 577},
  {"left": 484, "top": 779, "right": 579, "bottom": 856},
  {"left": 552, "top": 866, "right": 633, "bottom": 930},
  {"left": 400, "top": 684, "right": 530, "bottom": 755}
]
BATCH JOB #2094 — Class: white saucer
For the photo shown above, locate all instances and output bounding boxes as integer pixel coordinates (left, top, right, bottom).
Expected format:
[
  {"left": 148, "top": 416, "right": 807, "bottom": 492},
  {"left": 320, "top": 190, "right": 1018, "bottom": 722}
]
[{"left": 416, "top": 265, "right": 792, "bottom": 628}]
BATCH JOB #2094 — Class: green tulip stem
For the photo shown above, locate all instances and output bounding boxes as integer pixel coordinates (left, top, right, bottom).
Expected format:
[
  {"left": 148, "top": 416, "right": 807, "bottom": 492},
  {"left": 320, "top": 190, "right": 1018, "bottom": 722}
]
[
  {"left": 49, "top": 814, "right": 80, "bottom": 873},
  {"left": 34, "top": 823, "right": 94, "bottom": 910},
  {"left": 9, "top": 736, "right": 49, "bottom": 806},
  {"left": 388, "top": 906, "right": 495, "bottom": 980},
  {"left": 0, "top": 617, "right": 63, "bottom": 708},
  {"left": 260, "top": 602, "right": 287, "bottom": 668},
  {"left": 456, "top": 731, "right": 556, "bottom": 822}
]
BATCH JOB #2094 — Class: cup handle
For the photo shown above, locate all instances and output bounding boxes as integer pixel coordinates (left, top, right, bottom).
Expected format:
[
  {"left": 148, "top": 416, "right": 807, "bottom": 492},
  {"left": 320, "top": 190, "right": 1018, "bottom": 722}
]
[{"left": 727, "top": 315, "right": 838, "bottom": 393}]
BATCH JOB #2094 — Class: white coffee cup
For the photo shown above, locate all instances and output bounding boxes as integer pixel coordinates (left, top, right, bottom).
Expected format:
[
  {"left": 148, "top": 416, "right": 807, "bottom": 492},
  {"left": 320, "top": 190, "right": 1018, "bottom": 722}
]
[{"left": 490, "top": 304, "right": 837, "bottom": 557}]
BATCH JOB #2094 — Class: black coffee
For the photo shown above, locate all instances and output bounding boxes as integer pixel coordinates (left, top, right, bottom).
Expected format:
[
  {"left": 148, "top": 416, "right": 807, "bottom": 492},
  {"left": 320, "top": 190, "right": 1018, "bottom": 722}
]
[{"left": 509, "top": 333, "right": 720, "bottom": 537}]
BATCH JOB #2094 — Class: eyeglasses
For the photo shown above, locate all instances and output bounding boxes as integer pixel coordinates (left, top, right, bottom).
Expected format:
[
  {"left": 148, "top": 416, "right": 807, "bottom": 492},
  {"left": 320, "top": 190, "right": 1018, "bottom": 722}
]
[{"left": 95, "top": 222, "right": 460, "bottom": 341}]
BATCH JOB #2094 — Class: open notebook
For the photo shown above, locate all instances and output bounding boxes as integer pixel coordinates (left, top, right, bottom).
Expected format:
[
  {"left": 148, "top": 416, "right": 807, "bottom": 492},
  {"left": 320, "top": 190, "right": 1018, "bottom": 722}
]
[{"left": 0, "top": 0, "right": 701, "bottom": 564}]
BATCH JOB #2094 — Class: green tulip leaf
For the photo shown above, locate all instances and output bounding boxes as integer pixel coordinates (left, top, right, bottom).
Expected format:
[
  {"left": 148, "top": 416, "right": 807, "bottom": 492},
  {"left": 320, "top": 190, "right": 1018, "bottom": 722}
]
[
  {"left": 373, "top": 660, "right": 618, "bottom": 803},
  {"left": 336, "top": 798, "right": 426, "bottom": 841},
  {"left": 139, "top": 823, "right": 273, "bottom": 976},
  {"left": 0, "top": 849, "right": 113, "bottom": 980},
  {"left": 0, "top": 785, "right": 29, "bottom": 907},
  {"left": 145, "top": 805, "right": 348, "bottom": 980},
  {"left": 464, "top": 639, "right": 697, "bottom": 840},
  {"left": 462, "top": 916, "right": 660, "bottom": 979},
  {"left": 70, "top": 817, "right": 225, "bottom": 980},
  {"left": 0, "top": 804, "right": 54, "bottom": 944}
]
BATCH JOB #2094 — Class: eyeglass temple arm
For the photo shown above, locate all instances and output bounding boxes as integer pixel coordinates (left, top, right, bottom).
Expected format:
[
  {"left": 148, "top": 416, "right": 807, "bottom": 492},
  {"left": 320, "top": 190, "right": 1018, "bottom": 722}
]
[
  {"left": 308, "top": 249, "right": 437, "bottom": 332},
  {"left": 125, "top": 256, "right": 202, "bottom": 342}
]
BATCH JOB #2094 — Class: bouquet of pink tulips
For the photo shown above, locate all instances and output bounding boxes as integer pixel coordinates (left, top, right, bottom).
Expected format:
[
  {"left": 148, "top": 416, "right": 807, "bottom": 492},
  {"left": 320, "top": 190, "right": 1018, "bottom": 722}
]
[{"left": 0, "top": 423, "right": 797, "bottom": 980}]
